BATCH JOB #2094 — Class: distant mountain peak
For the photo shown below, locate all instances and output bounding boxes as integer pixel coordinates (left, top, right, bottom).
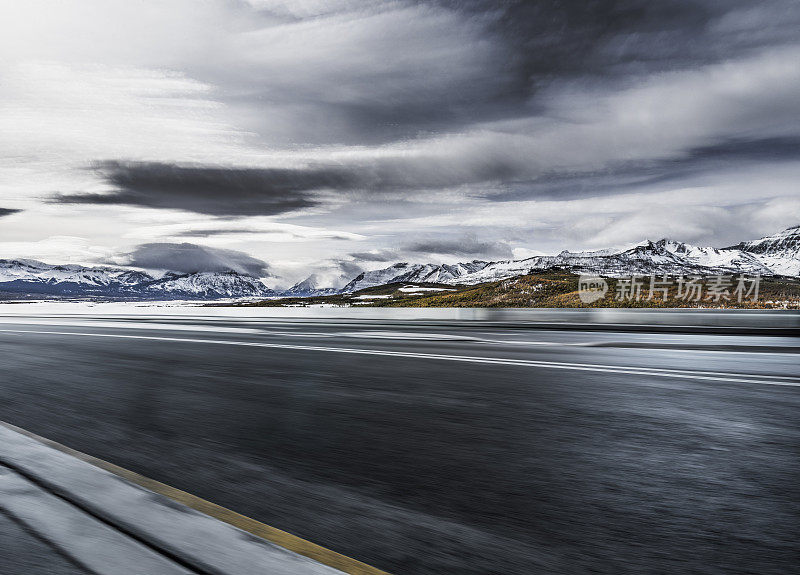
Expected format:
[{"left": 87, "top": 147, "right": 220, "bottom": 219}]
[{"left": 282, "top": 273, "right": 339, "bottom": 297}]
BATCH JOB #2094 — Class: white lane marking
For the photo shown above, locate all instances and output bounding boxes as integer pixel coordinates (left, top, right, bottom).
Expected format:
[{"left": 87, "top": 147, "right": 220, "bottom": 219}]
[
  {"left": 335, "top": 331, "right": 483, "bottom": 341},
  {"left": 0, "top": 318, "right": 263, "bottom": 335},
  {"left": 261, "top": 331, "right": 800, "bottom": 355},
  {"left": 1, "top": 328, "right": 798, "bottom": 387}
]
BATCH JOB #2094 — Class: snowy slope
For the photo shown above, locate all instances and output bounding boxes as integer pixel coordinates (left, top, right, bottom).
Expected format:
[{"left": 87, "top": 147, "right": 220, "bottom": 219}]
[
  {"left": 142, "top": 271, "right": 275, "bottom": 298},
  {"left": 731, "top": 225, "right": 800, "bottom": 257},
  {"left": 727, "top": 225, "right": 800, "bottom": 276},
  {"left": 340, "top": 261, "right": 490, "bottom": 292},
  {"left": 340, "top": 263, "right": 425, "bottom": 292}
]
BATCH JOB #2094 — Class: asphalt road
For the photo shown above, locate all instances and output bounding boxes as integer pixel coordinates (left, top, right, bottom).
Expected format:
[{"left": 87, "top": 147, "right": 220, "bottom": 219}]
[
  {"left": 0, "top": 513, "right": 85, "bottom": 575},
  {"left": 0, "top": 312, "right": 798, "bottom": 574}
]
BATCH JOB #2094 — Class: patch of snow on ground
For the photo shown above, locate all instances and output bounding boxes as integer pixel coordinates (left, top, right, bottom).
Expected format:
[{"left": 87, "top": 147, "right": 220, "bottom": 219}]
[{"left": 397, "top": 286, "right": 456, "bottom": 293}]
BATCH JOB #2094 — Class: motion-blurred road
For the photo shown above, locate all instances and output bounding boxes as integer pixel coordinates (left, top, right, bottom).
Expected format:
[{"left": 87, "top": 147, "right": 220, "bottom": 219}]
[{"left": 0, "top": 311, "right": 798, "bottom": 574}]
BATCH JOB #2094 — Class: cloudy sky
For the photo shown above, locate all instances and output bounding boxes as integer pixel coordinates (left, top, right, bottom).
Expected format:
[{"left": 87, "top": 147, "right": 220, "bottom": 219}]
[{"left": 1, "top": 0, "right": 798, "bottom": 288}]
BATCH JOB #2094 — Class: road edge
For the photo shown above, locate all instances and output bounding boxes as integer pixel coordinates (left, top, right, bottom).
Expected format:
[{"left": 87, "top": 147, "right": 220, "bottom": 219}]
[{"left": 0, "top": 420, "right": 391, "bottom": 575}]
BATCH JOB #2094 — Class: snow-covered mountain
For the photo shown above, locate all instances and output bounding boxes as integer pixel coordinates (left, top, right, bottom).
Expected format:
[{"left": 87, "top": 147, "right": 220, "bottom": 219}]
[
  {"left": 339, "top": 261, "right": 490, "bottom": 293},
  {"left": 333, "top": 226, "right": 800, "bottom": 293},
  {"left": 726, "top": 225, "right": 800, "bottom": 276},
  {"left": 0, "top": 259, "right": 274, "bottom": 299},
  {"left": 281, "top": 274, "right": 340, "bottom": 297},
  {"left": 0, "top": 259, "right": 152, "bottom": 289},
  {"left": 467, "top": 238, "right": 776, "bottom": 283},
  {"left": 140, "top": 271, "right": 275, "bottom": 299}
]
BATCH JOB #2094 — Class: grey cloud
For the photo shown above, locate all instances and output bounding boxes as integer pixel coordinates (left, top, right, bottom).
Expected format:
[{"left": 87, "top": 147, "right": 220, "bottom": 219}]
[
  {"left": 404, "top": 238, "right": 513, "bottom": 259},
  {"left": 348, "top": 250, "right": 400, "bottom": 262},
  {"left": 122, "top": 242, "right": 271, "bottom": 276},
  {"left": 176, "top": 229, "right": 258, "bottom": 238},
  {"left": 175, "top": 228, "right": 356, "bottom": 240},
  {"left": 0, "top": 208, "right": 21, "bottom": 218},
  {"left": 486, "top": 136, "right": 800, "bottom": 203},
  {"left": 335, "top": 260, "right": 364, "bottom": 278},
  {"left": 52, "top": 157, "right": 519, "bottom": 215},
  {"left": 130, "top": 0, "right": 800, "bottom": 164},
  {"left": 216, "top": 1, "right": 800, "bottom": 146},
  {"left": 50, "top": 5, "right": 800, "bottom": 219},
  {"left": 350, "top": 237, "right": 513, "bottom": 262},
  {"left": 52, "top": 97, "right": 800, "bottom": 217},
  {"left": 209, "top": 2, "right": 509, "bottom": 146},
  {"left": 685, "top": 136, "right": 800, "bottom": 163},
  {"left": 54, "top": 161, "right": 351, "bottom": 216}
]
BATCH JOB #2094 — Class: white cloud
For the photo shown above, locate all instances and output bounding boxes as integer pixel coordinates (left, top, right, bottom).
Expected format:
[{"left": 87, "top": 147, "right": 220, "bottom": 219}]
[
  {"left": 0, "top": 61, "right": 250, "bottom": 168},
  {"left": 125, "top": 217, "right": 365, "bottom": 244},
  {"left": 0, "top": 236, "right": 114, "bottom": 264}
]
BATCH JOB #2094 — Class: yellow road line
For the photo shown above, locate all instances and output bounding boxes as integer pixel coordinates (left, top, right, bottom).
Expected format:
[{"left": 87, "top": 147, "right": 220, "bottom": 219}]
[{"left": 0, "top": 421, "right": 391, "bottom": 575}]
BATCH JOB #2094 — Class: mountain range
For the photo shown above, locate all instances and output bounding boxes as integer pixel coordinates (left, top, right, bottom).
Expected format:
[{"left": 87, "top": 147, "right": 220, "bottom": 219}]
[
  {"left": 0, "top": 260, "right": 275, "bottom": 300},
  {"left": 334, "top": 226, "right": 799, "bottom": 293},
  {"left": 0, "top": 226, "right": 797, "bottom": 300}
]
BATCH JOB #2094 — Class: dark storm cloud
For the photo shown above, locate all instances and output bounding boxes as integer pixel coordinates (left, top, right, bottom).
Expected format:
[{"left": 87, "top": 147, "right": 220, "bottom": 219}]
[
  {"left": 686, "top": 136, "right": 800, "bottom": 163},
  {"left": 52, "top": 158, "right": 521, "bottom": 215},
  {"left": 0, "top": 208, "right": 21, "bottom": 218},
  {"left": 54, "top": 161, "right": 355, "bottom": 216},
  {"left": 222, "top": 0, "right": 800, "bottom": 146},
  {"left": 123, "top": 242, "right": 270, "bottom": 276},
  {"left": 446, "top": 0, "right": 797, "bottom": 91},
  {"left": 174, "top": 229, "right": 253, "bottom": 237},
  {"left": 454, "top": 0, "right": 715, "bottom": 79},
  {"left": 53, "top": 131, "right": 800, "bottom": 216}
]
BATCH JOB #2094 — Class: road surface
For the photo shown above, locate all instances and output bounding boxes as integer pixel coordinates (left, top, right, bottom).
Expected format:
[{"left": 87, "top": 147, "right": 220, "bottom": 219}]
[{"left": 0, "top": 310, "right": 798, "bottom": 574}]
